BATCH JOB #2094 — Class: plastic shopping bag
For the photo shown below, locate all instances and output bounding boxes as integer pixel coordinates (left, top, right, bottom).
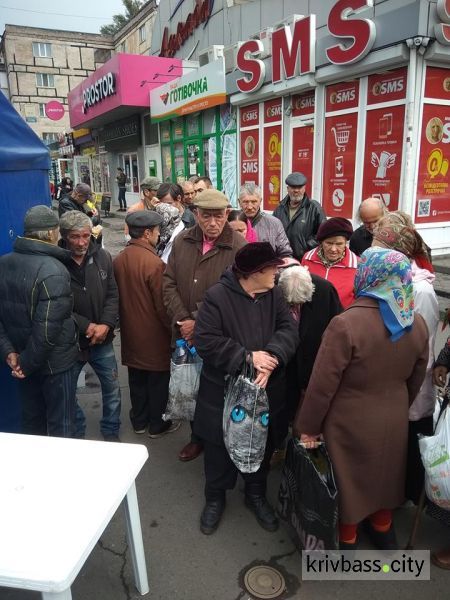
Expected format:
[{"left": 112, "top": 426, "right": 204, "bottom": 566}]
[
  {"left": 277, "top": 438, "right": 339, "bottom": 551},
  {"left": 223, "top": 362, "right": 269, "bottom": 473},
  {"left": 419, "top": 387, "right": 450, "bottom": 510},
  {"left": 163, "top": 358, "right": 202, "bottom": 422}
]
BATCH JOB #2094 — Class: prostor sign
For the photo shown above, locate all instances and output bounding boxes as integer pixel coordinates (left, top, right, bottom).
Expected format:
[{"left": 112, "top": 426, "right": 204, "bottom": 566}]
[{"left": 236, "top": 0, "right": 450, "bottom": 94}]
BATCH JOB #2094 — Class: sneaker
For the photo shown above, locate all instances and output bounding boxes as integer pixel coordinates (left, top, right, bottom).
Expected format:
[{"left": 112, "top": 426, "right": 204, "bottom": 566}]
[
  {"left": 134, "top": 427, "right": 147, "bottom": 435},
  {"left": 103, "top": 433, "right": 121, "bottom": 442},
  {"left": 148, "top": 420, "right": 181, "bottom": 439}
]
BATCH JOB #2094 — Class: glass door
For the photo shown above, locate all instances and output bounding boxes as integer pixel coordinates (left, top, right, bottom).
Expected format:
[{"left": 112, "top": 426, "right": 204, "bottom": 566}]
[{"left": 120, "top": 153, "right": 139, "bottom": 204}]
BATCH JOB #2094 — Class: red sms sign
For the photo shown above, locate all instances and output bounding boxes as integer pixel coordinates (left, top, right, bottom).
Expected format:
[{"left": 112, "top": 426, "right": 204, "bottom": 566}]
[{"left": 240, "top": 128, "right": 259, "bottom": 186}]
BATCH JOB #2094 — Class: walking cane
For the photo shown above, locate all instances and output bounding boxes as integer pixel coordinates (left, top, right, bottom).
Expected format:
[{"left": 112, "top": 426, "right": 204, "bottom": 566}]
[{"left": 405, "top": 487, "right": 426, "bottom": 550}]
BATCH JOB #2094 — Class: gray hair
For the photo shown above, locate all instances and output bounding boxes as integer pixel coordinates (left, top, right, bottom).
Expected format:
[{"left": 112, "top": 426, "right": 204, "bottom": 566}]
[
  {"left": 239, "top": 182, "right": 262, "bottom": 201},
  {"left": 59, "top": 211, "right": 92, "bottom": 238},
  {"left": 357, "top": 197, "right": 388, "bottom": 222},
  {"left": 278, "top": 266, "right": 315, "bottom": 305}
]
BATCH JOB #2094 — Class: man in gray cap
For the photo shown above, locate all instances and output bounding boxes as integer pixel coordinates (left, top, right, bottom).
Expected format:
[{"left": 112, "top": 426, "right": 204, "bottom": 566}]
[
  {"left": 0, "top": 205, "right": 78, "bottom": 436},
  {"left": 59, "top": 183, "right": 95, "bottom": 218},
  {"left": 273, "top": 172, "right": 326, "bottom": 260},
  {"left": 114, "top": 211, "right": 179, "bottom": 438},
  {"left": 127, "top": 177, "right": 162, "bottom": 214},
  {"left": 163, "top": 190, "right": 246, "bottom": 462}
]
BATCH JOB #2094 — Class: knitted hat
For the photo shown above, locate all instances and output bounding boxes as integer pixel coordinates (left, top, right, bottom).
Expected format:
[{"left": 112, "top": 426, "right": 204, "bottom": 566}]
[
  {"left": 233, "top": 242, "right": 284, "bottom": 275},
  {"left": 24, "top": 205, "right": 59, "bottom": 231},
  {"left": 316, "top": 217, "right": 353, "bottom": 242}
]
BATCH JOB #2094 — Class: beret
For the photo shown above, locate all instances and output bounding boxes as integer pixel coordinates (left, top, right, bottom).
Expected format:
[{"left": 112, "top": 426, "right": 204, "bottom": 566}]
[
  {"left": 233, "top": 242, "right": 284, "bottom": 275},
  {"left": 194, "top": 189, "right": 229, "bottom": 209},
  {"left": 140, "top": 177, "right": 161, "bottom": 191},
  {"left": 285, "top": 172, "right": 307, "bottom": 187},
  {"left": 125, "top": 210, "right": 163, "bottom": 228},
  {"left": 316, "top": 217, "right": 353, "bottom": 242},
  {"left": 24, "top": 205, "right": 59, "bottom": 231}
]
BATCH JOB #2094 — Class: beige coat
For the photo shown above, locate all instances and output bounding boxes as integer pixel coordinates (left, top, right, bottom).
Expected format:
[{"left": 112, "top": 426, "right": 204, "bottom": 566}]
[
  {"left": 113, "top": 239, "right": 171, "bottom": 371},
  {"left": 295, "top": 297, "right": 429, "bottom": 524}
]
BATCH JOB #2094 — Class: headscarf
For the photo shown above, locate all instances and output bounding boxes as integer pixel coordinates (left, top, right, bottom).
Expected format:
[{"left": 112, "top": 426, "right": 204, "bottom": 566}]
[
  {"left": 354, "top": 247, "right": 414, "bottom": 341},
  {"left": 373, "top": 216, "right": 433, "bottom": 273},
  {"left": 155, "top": 202, "right": 181, "bottom": 257}
]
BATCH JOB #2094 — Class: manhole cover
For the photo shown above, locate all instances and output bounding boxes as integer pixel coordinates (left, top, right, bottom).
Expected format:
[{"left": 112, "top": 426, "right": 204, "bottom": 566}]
[{"left": 244, "top": 565, "right": 286, "bottom": 599}]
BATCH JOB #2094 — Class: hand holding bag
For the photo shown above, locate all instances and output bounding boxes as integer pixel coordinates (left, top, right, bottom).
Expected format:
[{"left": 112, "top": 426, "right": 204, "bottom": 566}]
[
  {"left": 277, "top": 438, "right": 339, "bottom": 551},
  {"left": 223, "top": 359, "right": 269, "bottom": 474}
]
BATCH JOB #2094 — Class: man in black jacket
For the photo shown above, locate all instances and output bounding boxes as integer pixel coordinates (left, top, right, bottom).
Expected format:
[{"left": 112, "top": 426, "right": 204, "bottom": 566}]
[
  {"left": 273, "top": 172, "right": 326, "bottom": 260},
  {"left": 0, "top": 206, "right": 78, "bottom": 437},
  {"left": 59, "top": 211, "right": 121, "bottom": 441}
]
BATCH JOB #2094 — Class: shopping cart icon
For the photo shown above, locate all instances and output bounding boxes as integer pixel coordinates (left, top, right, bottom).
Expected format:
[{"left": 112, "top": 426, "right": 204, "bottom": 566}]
[{"left": 331, "top": 127, "right": 350, "bottom": 151}]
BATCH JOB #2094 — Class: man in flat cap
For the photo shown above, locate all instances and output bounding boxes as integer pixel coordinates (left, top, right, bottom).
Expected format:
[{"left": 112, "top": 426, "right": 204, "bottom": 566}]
[
  {"left": 273, "top": 172, "right": 326, "bottom": 261},
  {"left": 163, "top": 189, "right": 246, "bottom": 462},
  {"left": 114, "top": 211, "right": 179, "bottom": 438},
  {"left": 0, "top": 205, "right": 78, "bottom": 436},
  {"left": 124, "top": 177, "right": 162, "bottom": 238}
]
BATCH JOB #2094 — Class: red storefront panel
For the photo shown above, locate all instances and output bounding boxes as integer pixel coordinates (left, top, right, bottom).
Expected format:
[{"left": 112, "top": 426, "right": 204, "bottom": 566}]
[
  {"left": 416, "top": 104, "right": 450, "bottom": 223},
  {"left": 240, "top": 128, "right": 260, "bottom": 186},
  {"left": 362, "top": 104, "right": 405, "bottom": 210},
  {"left": 292, "top": 90, "right": 315, "bottom": 117},
  {"left": 264, "top": 98, "right": 282, "bottom": 123},
  {"left": 424, "top": 67, "right": 450, "bottom": 101},
  {"left": 240, "top": 103, "right": 260, "bottom": 128},
  {"left": 367, "top": 68, "right": 407, "bottom": 105},
  {"left": 325, "top": 81, "right": 359, "bottom": 113},
  {"left": 263, "top": 124, "right": 282, "bottom": 211},
  {"left": 291, "top": 125, "right": 314, "bottom": 186},
  {"left": 322, "top": 113, "right": 358, "bottom": 218}
]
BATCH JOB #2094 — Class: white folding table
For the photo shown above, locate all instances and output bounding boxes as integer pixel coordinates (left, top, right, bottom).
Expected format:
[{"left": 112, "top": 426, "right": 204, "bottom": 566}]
[{"left": 0, "top": 433, "right": 149, "bottom": 599}]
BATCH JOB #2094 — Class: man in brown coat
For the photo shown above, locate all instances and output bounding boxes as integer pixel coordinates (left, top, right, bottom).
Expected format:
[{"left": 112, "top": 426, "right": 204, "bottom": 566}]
[
  {"left": 114, "top": 211, "right": 179, "bottom": 438},
  {"left": 163, "top": 189, "right": 247, "bottom": 461}
]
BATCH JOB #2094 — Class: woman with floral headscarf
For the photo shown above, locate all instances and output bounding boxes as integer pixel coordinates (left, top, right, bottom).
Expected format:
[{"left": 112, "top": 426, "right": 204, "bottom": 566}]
[
  {"left": 155, "top": 202, "right": 182, "bottom": 263},
  {"left": 372, "top": 218, "right": 439, "bottom": 504},
  {"left": 293, "top": 247, "right": 429, "bottom": 550}
]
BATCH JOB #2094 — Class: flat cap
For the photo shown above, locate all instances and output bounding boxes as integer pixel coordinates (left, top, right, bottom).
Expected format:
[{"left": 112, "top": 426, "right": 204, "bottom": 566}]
[
  {"left": 125, "top": 210, "right": 163, "bottom": 229},
  {"left": 73, "top": 182, "right": 92, "bottom": 199},
  {"left": 24, "top": 205, "right": 59, "bottom": 231},
  {"left": 194, "top": 189, "right": 229, "bottom": 209},
  {"left": 140, "top": 176, "right": 161, "bottom": 191},
  {"left": 285, "top": 172, "right": 307, "bottom": 187}
]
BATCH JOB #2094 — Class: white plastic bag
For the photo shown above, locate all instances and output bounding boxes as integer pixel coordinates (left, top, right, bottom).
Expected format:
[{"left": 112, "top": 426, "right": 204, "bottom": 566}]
[
  {"left": 163, "top": 358, "right": 202, "bottom": 422},
  {"left": 419, "top": 394, "right": 450, "bottom": 510}
]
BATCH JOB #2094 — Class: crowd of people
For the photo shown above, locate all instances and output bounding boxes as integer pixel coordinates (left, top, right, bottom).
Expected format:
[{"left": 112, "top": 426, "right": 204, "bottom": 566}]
[{"left": 1, "top": 171, "right": 449, "bottom": 561}]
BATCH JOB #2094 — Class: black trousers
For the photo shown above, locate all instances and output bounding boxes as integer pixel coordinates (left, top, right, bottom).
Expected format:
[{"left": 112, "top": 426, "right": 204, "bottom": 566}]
[
  {"left": 127, "top": 368, "right": 169, "bottom": 434},
  {"left": 118, "top": 186, "right": 127, "bottom": 209},
  {"left": 203, "top": 438, "right": 274, "bottom": 501},
  {"left": 406, "top": 416, "right": 434, "bottom": 504}
]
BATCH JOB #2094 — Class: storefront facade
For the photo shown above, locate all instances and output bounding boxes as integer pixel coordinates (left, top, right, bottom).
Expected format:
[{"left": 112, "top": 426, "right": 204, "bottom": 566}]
[
  {"left": 68, "top": 53, "right": 183, "bottom": 205},
  {"left": 151, "top": 0, "right": 450, "bottom": 253}
]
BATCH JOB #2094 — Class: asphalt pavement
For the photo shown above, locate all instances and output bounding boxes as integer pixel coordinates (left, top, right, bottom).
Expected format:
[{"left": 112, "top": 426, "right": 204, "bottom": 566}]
[{"left": 1, "top": 208, "right": 450, "bottom": 600}]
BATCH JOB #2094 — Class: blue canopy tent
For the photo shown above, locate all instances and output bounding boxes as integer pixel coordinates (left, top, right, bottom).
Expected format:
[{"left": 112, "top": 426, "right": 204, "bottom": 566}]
[{"left": 0, "top": 92, "right": 51, "bottom": 432}]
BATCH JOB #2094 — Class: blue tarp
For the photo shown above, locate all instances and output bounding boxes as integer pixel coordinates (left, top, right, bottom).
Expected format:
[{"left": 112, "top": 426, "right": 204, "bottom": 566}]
[{"left": 0, "top": 93, "right": 52, "bottom": 432}]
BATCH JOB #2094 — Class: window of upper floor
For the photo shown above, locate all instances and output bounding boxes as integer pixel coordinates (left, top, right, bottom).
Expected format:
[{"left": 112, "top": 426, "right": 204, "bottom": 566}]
[
  {"left": 33, "top": 42, "right": 52, "bottom": 58},
  {"left": 36, "top": 73, "right": 55, "bottom": 88},
  {"left": 139, "top": 25, "right": 146, "bottom": 44},
  {"left": 42, "top": 132, "right": 58, "bottom": 144}
]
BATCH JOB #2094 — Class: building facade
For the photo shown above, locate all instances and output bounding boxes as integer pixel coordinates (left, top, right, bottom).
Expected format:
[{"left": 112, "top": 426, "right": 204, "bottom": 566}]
[{"left": 149, "top": 0, "right": 450, "bottom": 254}]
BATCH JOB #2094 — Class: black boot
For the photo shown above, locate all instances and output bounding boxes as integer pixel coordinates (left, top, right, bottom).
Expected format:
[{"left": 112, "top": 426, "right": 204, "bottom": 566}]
[
  {"left": 245, "top": 487, "right": 279, "bottom": 532},
  {"left": 363, "top": 520, "right": 398, "bottom": 551},
  {"left": 200, "top": 499, "right": 225, "bottom": 535}
]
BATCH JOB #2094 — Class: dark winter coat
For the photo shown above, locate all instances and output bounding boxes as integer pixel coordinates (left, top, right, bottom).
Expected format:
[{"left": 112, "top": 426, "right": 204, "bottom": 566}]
[
  {"left": 162, "top": 222, "right": 246, "bottom": 345},
  {"left": 0, "top": 237, "right": 78, "bottom": 375},
  {"left": 58, "top": 195, "right": 87, "bottom": 217},
  {"left": 295, "top": 297, "right": 429, "bottom": 523},
  {"left": 193, "top": 269, "right": 299, "bottom": 446},
  {"left": 273, "top": 194, "right": 326, "bottom": 260},
  {"left": 60, "top": 239, "right": 118, "bottom": 349}
]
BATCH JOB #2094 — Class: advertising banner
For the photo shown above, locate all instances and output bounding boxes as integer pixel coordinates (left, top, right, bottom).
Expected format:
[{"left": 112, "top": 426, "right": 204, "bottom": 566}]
[
  {"left": 263, "top": 124, "right": 282, "bottom": 211},
  {"left": 292, "top": 91, "right": 315, "bottom": 117},
  {"left": 362, "top": 104, "right": 405, "bottom": 210},
  {"left": 367, "top": 67, "right": 407, "bottom": 105},
  {"left": 240, "top": 128, "right": 260, "bottom": 185},
  {"left": 240, "top": 103, "right": 260, "bottom": 128},
  {"left": 325, "top": 81, "right": 359, "bottom": 113},
  {"left": 416, "top": 104, "right": 450, "bottom": 223},
  {"left": 292, "top": 125, "right": 314, "bottom": 185},
  {"left": 150, "top": 59, "right": 226, "bottom": 122},
  {"left": 264, "top": 98, "right": 282, "bottom": 123},
  {"left": 322, "top": 113, "right": 358, "bottom": 218},
  {"left": 425, "top": 67, "right": 450, "bottom": 100}
]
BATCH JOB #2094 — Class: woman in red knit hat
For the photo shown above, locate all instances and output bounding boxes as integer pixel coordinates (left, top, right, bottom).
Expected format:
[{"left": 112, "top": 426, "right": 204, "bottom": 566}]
[{"left": 301, "top": 217, "right": 358, "bottom": 308}]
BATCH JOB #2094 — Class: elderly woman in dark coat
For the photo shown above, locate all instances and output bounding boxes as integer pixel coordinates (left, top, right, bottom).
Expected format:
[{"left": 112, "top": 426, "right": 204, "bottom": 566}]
[
  {"left": 294, "top": 247, "right": 429, "bottom": 550},
  {"left": 193, "top": 242, "right": 298, "bottom": 536}
]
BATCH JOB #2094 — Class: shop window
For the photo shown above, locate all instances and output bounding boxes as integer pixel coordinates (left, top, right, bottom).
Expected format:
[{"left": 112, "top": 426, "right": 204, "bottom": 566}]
[
  {"left": 160, "top": 122, "right": 171, "bottom": 143},
  {"left": 139, "top": 25, "right": 146, "bottom": 44},
  {"left": 174, "top": 142, "right": 185, "bottom": 180},
  {"left": 186, "top": 113, "right": 200, "bottom": 137},
  {"left": 144, "top": 117, "right": 159, "bottom": 146},
  {"left": 173, "top": 118, "right": 184, "bottom": 140},
  {"left": 36, "top": 73, "right": 54, "bottom": 88},
  {"left": 33, "top": 42, "right": 52, "bottom": 58},
  {"left": 220, "top": 104, "right": 237, "bottom": 132},
  {"left": 203, "top": 109, "right": 216, "bottom": 135},
  {"left": 161, "top": 146, "right": 172, "bottom": 182}
]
